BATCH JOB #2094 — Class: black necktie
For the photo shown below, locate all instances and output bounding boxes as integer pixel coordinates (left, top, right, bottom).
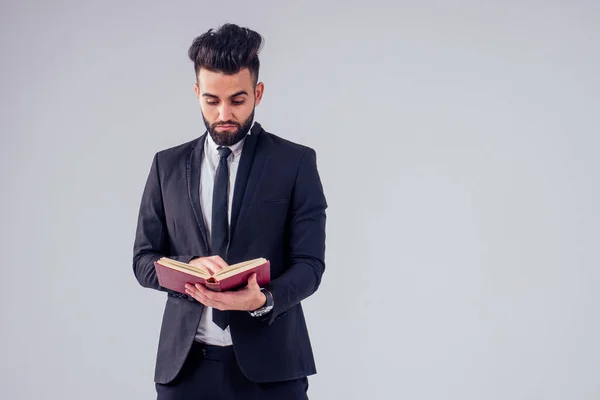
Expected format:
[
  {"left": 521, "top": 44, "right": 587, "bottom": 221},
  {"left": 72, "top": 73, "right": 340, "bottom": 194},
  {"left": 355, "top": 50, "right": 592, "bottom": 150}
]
[{"left": 211, "top": 146, "right": 232, "bottom": 330}]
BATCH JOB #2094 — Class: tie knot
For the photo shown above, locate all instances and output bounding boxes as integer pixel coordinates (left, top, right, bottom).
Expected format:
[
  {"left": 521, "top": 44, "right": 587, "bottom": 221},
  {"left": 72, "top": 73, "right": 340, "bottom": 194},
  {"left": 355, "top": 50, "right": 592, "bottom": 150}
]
[{"left": 217, "top": 146, "right": 232, "bottom": 159}]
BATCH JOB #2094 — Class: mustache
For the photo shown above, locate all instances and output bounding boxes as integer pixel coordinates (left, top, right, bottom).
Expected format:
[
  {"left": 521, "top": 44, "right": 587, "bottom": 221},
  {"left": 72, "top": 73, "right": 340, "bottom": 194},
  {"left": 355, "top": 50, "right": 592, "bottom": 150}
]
[{"left": 212, "top": 121, "right": 241, "bottom": 128}]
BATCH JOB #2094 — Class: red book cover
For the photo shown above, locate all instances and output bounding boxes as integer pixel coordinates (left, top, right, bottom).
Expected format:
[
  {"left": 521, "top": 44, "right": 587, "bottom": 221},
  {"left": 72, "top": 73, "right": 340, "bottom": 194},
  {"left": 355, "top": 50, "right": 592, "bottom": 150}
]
[{"left": 154, "top": 258, "right": 271, "bottom": 294}]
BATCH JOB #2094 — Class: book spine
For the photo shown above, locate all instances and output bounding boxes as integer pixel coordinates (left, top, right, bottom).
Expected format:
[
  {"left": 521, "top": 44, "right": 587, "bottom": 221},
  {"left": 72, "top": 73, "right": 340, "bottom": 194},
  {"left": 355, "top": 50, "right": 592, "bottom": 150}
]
[
  {"left": 154, "top": 261, "right": 164, "bottom": 288},
  {"left": 205, "top": 278, "right": 222, "bottom": 292}
]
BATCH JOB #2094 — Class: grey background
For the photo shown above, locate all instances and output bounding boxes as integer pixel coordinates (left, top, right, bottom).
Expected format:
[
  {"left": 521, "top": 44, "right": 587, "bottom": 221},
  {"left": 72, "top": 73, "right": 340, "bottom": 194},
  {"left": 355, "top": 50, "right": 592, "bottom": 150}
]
[{"left": 1, "top": 1, "right": 599, "bottom": 399}]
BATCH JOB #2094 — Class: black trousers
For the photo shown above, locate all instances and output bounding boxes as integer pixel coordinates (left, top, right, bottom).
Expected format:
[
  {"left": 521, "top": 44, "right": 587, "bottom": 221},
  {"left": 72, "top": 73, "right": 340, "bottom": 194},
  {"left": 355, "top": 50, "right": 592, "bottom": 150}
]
[{"left": 156, "top": 341, "right": 309, "bottom": 400}]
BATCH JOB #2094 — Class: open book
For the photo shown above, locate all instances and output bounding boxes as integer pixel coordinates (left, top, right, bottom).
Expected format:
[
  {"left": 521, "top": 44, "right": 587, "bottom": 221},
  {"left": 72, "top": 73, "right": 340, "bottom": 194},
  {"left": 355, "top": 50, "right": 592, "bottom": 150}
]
[{"left": 154, "top": 257, "right": 270, "bottom": 293}]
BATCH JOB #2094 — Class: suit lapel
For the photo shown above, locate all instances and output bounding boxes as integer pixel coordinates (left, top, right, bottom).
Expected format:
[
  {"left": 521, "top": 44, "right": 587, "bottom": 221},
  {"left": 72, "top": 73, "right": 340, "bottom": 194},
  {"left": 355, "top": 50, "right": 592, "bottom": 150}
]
[
  {"left": 229, "top": 122, "right": 267, "bottom": 245},
  {"left": 187, "top": 133, "right": 210, "bottom": 252}
]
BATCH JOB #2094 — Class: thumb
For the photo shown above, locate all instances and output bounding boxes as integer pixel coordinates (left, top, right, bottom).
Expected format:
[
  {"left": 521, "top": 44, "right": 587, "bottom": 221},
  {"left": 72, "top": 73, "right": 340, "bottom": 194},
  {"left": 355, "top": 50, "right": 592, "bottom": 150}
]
[{"left": 249, "top": 273, "right": 259, "bottom": 287}]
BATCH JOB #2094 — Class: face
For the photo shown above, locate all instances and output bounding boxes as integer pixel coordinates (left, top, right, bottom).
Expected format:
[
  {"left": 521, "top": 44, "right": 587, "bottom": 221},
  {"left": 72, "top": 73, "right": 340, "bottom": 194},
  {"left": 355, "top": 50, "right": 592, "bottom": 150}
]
[{"left": 194, "top": 68, "right": 264, "bottom": 146}]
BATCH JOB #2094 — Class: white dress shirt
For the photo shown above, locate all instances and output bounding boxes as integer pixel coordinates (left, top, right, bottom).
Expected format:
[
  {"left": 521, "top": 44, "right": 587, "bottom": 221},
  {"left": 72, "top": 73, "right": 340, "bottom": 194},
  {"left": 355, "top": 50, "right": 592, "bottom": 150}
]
[{"left": 194, "top": 123, "right": 252, "bottom": 346}]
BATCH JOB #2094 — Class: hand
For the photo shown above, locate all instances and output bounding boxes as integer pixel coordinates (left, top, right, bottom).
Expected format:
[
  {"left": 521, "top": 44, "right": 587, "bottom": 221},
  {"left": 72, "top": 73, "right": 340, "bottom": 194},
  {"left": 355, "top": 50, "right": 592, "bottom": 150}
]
[
  {"left": 189, "top": 255, "right": 228, "bottom": 274},
  {"left": 185, "top": 273, "right": 267, "bottom": 312}
]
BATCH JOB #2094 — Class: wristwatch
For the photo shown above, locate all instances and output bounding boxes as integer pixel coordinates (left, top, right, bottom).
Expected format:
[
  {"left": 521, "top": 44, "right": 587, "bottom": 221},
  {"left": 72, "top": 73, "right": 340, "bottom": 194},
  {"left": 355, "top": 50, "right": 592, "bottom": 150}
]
[{"left": 249, "top": 288, "right": 274, "bottom": 317}]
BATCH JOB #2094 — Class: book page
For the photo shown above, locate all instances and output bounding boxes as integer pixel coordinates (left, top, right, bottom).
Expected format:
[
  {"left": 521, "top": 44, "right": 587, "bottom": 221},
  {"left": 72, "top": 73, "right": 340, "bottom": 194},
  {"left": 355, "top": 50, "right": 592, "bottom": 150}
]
[
  {"left": 214, "top": 258, "right": 267, "bottom": 279},
  {"left": 158, "top": 258, "right": 211, "bottom": 278}
]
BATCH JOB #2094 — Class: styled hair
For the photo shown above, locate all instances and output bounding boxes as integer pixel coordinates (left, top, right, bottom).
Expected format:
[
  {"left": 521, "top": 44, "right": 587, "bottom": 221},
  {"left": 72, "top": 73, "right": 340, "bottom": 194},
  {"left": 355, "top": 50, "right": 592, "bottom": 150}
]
[{"left": 188, "top": 23, "right": 263, "bottom": 85}]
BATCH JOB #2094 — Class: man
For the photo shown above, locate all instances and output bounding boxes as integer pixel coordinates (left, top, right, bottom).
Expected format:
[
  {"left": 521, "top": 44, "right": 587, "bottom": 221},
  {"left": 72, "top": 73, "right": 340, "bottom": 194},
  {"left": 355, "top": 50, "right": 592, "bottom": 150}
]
[{"left": 132, "top": 23, "right": 327, "bottom": 400}]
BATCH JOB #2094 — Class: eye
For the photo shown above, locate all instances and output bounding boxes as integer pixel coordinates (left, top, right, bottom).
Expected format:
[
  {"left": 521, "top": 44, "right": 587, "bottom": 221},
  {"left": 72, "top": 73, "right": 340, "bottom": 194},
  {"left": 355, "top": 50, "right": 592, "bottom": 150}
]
[
  {"left": 206, "top": 100, "right": 218, "bottom": 106},
  {"left": 231, "top": 99, "right": 245, "bottom": 105}
]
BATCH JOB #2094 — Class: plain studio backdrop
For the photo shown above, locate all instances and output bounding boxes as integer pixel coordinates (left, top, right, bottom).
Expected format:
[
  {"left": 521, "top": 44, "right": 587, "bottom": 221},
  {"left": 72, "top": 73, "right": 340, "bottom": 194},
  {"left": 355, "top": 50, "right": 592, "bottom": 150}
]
[{"left": 1, "top": 1, "right": 599, "bottom": 399}]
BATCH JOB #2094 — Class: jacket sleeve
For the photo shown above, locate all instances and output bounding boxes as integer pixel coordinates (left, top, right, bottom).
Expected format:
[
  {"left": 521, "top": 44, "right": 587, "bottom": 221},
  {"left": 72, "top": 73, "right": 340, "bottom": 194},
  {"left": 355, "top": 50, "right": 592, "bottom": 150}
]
[
  {"left": 132, "top": 153, "right": 196, "bottom": 293},
  {"left": 265, "top": 148, "right": 327, "bottom": 324}
]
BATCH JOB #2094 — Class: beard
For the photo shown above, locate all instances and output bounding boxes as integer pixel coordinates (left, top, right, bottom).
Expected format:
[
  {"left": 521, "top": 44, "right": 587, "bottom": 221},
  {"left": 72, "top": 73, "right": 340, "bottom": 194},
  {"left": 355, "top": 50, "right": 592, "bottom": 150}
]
[{"left": 203, "top": 109, "right": 255, "bottom": 147}]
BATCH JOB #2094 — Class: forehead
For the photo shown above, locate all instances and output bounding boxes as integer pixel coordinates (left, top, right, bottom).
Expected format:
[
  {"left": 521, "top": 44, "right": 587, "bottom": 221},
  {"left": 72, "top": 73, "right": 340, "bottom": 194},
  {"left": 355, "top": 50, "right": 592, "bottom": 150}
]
[{"left": 197, "top": 68, "right": 253, "bottom": 96}]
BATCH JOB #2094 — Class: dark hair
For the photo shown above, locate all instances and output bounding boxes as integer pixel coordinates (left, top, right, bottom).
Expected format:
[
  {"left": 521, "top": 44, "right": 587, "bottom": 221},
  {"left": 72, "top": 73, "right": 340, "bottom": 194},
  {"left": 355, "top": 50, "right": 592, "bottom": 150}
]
[{"left": 188, "top": 23, "right": 263, "bottom": 85}]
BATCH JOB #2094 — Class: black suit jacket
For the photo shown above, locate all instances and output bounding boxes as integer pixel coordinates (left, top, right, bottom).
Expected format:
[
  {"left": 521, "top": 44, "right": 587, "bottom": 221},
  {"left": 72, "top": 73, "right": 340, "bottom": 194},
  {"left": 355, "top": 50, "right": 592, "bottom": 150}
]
[{"left": 133, "top": 122, "right": 327, "bottom": 384}]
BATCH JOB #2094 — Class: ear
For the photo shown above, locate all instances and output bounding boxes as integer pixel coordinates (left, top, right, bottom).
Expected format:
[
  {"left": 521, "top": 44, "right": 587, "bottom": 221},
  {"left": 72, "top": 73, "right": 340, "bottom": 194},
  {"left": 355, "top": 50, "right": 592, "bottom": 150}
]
[
  {"left": 194, "top": 82, "right": 200, "bottom": 98},
  {"left": 254, "top": 82, "right": 264, "bottom": 106}
]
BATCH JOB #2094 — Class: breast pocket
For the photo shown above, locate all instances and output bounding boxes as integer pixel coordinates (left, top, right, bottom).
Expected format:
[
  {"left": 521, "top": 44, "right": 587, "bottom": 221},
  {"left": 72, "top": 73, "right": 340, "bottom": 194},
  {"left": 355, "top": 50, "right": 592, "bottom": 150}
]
[{"left": 261, "top": 198, "right": 290, "bottom": 205}]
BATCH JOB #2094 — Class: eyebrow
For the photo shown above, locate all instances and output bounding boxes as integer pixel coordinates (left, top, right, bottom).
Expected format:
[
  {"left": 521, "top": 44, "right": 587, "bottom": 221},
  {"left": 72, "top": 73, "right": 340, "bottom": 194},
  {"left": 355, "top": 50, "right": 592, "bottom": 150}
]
[{"left": 202, "top": 90, "right": 249, "bottom": 99}]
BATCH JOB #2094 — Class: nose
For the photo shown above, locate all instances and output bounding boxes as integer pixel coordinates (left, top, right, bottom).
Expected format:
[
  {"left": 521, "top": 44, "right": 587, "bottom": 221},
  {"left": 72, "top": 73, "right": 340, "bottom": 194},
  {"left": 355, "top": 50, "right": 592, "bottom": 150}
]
[{"left": 218, "top": 104, "right": 233, "bottom": 121}]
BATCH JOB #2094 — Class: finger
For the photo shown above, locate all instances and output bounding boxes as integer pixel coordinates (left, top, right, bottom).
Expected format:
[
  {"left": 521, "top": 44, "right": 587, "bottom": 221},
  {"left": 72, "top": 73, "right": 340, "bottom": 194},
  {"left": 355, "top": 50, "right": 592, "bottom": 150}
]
[
  {"left": 195, "top": 283, "right": 211, "bottom": 296},
  {"left": 184, "top": 283, "right": 195, "bottom": 293},
  {"left": 185, "top": 284, "right": 203, "bottom": 299},
  {"left": 209, "top": 255, "right": 229, "bottom": 270},
  {"left": 193, "top": 285, "right": 233, "bottom": 310},
  {"left": 201, "top": 259, "right": 222, "bottom": 274},
  {"left": 185, "top": 283, "right": 210, "bottom": 299},
  {"left": 184, "top": 288, "right": 203, "bottom": 303},
  {"left": 195, "top": 283, "right": 225, "bottom": 303},
  {"left": 185, "top": 286, "right": 217, "bottom": 307}
]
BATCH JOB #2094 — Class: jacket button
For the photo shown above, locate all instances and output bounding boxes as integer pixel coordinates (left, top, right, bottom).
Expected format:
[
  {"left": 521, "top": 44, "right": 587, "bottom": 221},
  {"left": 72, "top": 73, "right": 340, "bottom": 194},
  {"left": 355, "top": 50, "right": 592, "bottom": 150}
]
[{"left": 201, "top": 348, "right": 207, "bottom": 356}]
